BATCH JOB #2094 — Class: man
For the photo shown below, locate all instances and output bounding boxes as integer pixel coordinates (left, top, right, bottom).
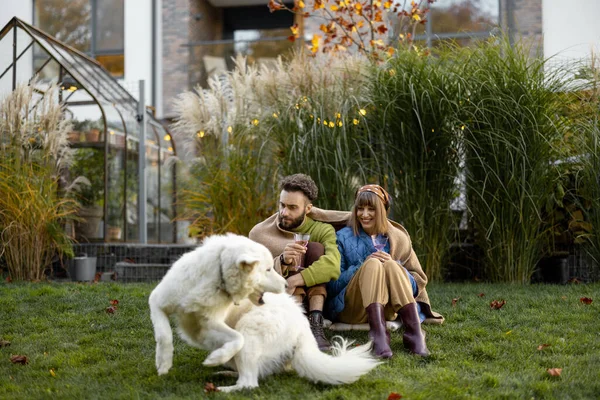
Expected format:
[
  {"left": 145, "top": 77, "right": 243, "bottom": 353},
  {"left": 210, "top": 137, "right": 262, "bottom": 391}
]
[{"left": 249, "top": 174, "right": 345, "bottom": 351}]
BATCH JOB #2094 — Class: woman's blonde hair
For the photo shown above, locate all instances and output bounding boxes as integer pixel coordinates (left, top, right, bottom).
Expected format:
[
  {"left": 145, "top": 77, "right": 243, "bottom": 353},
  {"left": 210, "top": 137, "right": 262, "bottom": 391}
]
[{"left": 349, "top": 191, "right": 389, "bottom": 236}]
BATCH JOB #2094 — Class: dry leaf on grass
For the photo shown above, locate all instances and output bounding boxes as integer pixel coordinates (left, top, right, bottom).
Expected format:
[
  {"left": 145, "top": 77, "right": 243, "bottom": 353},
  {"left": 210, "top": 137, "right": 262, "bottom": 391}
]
[
  {"left": 204, "top": 382, "right": 220, "bottom": 393},
  {"left": 579, "top": 297, "right": 593, "bottom": 305},
  {"left": 110, "top": 299, "right": 119, "bottom": 306},
  {"left": 50, "top": 368, "right": 56, "bottom": 377},
  {"left": 547, "top": 368, "right": 562, "bottom": 377},
  {"left": 0, "top": 339, "right": 11, "bottom": 347},
  {"left": 10, "top": 355, "right": 28, "bottom": 365},
  {"left": 451, "top": 297, "right": 461, "bottom": 307},
  {"left": 105, "top": 306, "right": 117, "bottom": 314},
  {"left": 477, "top": 293, "right": 485, "bottom": 297},
  {"left": 490, "top": 300, "right": 506, "bottom": 309},
  {"left": 387, "top": 393, "right": 402, "bottom": 400},
  {"left": 5, "top": 276, "right": 11, "bottom": 283},
  {"left": 537, "top": 344, "right": 551, "bottom": 351}
]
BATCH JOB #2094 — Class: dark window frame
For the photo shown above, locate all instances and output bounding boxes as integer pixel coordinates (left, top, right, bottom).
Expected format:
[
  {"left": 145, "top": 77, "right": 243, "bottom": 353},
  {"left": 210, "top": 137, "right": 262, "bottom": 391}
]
[{"left": 32, "top": 0, "right": 124, "bottom": 77}]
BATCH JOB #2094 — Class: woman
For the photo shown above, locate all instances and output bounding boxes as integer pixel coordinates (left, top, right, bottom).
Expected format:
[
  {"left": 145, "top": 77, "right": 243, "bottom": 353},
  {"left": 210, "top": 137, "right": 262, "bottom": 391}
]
[{"left": 325, "top": 184, "right": 444, "bottom": 358}]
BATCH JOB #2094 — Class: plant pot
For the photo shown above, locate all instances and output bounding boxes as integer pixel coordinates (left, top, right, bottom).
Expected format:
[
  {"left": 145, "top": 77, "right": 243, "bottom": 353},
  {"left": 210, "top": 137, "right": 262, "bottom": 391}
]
[
  {"left": 75, "top": 205, "right": 103, "bottom": 241},
  {"left": 69, "top": 256, "right": 97, "bottom": 281},
  {"left": 537, "top": 254, "right": 570, "bottom": 284},
  {"left": 68, "top": 131, "right": 84, "bottom": 142},
  {"left": 85, "top": 129, "right": 101, "bottom": 142},
  {"left": 107, "top": 226, "right": 122, "bottom": 241}
]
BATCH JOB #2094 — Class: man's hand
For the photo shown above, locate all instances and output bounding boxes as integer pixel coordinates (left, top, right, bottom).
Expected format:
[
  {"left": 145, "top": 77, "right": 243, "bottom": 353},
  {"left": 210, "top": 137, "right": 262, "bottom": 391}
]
[
  {"left": 367, "top": 251, "right": 393, "bottom": 263},
  {"left": 286, "top": 273, "right": 305, "bottom": 295},
  {"left": 282, "top": 242, "right": 307, "bottom": 266}
]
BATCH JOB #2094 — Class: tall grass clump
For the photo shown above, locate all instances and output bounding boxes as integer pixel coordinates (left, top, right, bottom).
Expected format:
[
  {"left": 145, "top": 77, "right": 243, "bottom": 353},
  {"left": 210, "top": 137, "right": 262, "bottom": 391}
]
[
  {"left": 572, "top": 53, "right": 600, "bottom": 278},
  {"left": 0, "top": 81, "right": 77, "bottom": 280},
  {"left": 459, "top": 37, "right": 575, "bottom": 282},
  {"left": 368, "top": 47, "right": 463, "bottom": 281},
  {"left": 172, "top": 57, "right": 280, "bottom": 236},
  {"left": 173, "top": 52, "right": 374, "bottom": 236},
  {"left": 264, "top": 52, "right": 374, "bottom": 210}
]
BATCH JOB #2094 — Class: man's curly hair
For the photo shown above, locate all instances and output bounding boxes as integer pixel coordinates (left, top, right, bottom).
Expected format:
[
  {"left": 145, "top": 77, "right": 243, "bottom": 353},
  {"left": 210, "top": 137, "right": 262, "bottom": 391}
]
[{"left": 279, "top": 174, "right": 318, "bottom": 202}]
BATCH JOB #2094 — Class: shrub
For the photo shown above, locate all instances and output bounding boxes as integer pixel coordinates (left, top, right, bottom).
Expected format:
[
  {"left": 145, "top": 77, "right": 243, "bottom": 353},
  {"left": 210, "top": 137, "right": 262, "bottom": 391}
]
[{"left": 0, "top": 81, "right": 77, "bottom": 280}]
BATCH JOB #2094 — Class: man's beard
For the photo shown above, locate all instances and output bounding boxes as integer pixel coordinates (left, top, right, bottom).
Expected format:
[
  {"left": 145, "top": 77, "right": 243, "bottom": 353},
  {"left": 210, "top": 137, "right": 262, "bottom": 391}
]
[{"left": 278, "top": 211, "right": 306, "bottom": 230}]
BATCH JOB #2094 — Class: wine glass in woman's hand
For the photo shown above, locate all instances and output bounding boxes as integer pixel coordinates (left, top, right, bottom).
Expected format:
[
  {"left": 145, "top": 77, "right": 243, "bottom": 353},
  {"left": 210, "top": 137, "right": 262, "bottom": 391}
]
[{"left": 371, "top": 234, "right": 388, "bottom": 252}]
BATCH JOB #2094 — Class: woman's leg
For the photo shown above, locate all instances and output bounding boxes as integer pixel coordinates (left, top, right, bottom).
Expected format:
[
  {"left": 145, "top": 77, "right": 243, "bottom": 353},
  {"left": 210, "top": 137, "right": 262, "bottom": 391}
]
[
  {"left": 382, "top": 260, "right": 429, "bottom": 357},
  {"left": 339, "top": 258, "right": 392, "bottom": 358}
]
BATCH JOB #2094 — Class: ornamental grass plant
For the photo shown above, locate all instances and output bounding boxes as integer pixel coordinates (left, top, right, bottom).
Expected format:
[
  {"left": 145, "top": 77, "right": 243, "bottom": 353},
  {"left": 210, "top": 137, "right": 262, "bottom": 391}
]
[
  {"left": 458, "top": 37, "right": 578, "bottom": 283},
  {"left": 0, "top": 81, "right": 77, "bottom": 281},
  {"left": 368, "top": 46, "right": 463, "bottom": 281},
  {"left": 265, "top": 52, "right": 373, "bottom": 210}
]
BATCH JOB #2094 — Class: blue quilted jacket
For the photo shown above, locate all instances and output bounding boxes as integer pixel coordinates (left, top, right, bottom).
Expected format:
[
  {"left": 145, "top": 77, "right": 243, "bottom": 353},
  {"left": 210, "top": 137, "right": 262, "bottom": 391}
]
[{"left": 325, "top": 226, "right": 424, "bottom": 322}]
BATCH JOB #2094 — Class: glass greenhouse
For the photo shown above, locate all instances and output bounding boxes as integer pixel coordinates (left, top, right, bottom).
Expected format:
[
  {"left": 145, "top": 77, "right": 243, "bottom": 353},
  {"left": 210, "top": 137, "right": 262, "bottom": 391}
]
[{"left": 0, "top": 17, "right": 178, "bottom": 243}]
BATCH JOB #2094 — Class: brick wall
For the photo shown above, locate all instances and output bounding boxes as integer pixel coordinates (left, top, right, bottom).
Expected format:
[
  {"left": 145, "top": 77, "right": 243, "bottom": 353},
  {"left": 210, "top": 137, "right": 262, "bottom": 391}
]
[
  {"left": 161, "top": 0, "right": 222, "bottom": 118},
  {"left": 162, "top": 0, "right": 190, "bottom": 117}
]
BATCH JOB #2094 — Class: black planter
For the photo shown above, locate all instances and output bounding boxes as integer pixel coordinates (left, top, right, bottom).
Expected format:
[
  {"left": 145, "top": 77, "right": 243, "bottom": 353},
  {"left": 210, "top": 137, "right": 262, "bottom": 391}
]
[{"left": 535, "top": 255, "right": 569, "bottom": 284}]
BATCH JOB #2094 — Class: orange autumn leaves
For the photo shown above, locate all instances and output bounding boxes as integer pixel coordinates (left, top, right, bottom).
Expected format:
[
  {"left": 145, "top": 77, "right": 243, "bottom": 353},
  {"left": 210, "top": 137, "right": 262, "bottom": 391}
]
[{"left": 269, "top": 0, "right": 434, "bottom": 60}]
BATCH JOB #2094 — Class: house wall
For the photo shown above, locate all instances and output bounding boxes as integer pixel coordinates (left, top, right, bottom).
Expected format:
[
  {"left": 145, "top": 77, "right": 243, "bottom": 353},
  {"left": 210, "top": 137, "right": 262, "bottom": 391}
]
[
  {"left": 543, "top": 0, "right": 600, "bottom": 61},
  {"left": 124, "top": 0, "right": 153, "bottom": 107},
  {"left": 161, "top": 0, "right": 222, "bottom": 118},
  {"left": 0, "top": 1, "right": 33, "bottom": 96},
  {"left": 161, "top": 0, "right": 191, "bottom": 118}
]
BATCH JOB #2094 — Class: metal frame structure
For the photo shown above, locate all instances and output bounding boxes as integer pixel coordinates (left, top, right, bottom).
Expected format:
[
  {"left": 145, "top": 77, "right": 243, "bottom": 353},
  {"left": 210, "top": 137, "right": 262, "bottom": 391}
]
[{"left": 0, "top": 17, "right": 178, "bottom": 243}]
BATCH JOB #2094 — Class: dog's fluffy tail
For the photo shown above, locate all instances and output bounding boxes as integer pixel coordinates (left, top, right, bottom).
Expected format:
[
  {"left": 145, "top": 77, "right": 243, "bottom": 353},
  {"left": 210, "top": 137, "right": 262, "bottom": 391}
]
[{"left": 291, "top": 336, "right": 382, "bottom": 385}]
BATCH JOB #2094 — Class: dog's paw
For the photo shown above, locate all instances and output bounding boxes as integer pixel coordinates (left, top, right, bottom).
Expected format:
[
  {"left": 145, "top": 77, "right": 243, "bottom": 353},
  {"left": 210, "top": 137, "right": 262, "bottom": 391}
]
[
  {"left": 218, "top": 384, "right": 257, "bottom": 393},
  {"left": 156, "top": 361, "right": 172, "bottom": 375},
  {"left": 203, "top": 349, "right": 234, "bottom": 367}
]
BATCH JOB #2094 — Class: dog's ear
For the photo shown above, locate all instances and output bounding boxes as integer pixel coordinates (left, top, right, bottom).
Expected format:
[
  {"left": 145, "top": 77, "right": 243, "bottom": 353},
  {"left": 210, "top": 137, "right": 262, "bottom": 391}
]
[{"left": 237, "top": 254, "right": 260, "bottom": 272}]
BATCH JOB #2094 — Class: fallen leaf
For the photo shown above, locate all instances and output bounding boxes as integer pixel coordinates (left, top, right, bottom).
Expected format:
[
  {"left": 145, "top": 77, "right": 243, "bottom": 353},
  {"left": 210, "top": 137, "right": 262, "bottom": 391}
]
[
  {"left": 105, "top": 306, "right": 117, "bottom": 314},
  {"left": 110, "top": 299, "right": 119, "bottom": 306},
  {"left": 490, "top": 300, "right": 506, "bottom": 310},
  {"left": 537, "top": 344, "right": 551, "bottom": 351},
  {"left": 561, "top": 296, "right": 567, "bottom": 300},
  {"left": 204, "top": 382, "right": 220, "bottom": 393},
  {"left": 580, "top": 297, "right": 593, "bottom": 305},
  {"left": 388, "top": 393, "right": 402, "bottom": 400},
  {"left": 547, "top": 368, "right": 562, "bottom": 377},
  {"left": 0, "top": 339, "right": 11, "bottom": 347},
  {"left": 477, "top": 293, "right": 485, "bottom": 297},
  {"left": 50, "top": 368, "right": 56, "bottom": 377},
  {"left": 5, "top": 276, "right": 11, "bottom": 283},
  {"left": 10, "top": 355, "right": 28, "bottom": 365},
  {"left": 451, "top": 297, "right": 461, "bottom": 307},
  {"left": 505, "top": 330, "right": 512, "bottom": 335},
  {"left": 568, "top": 277, "right": 581, "bottom": 284}
]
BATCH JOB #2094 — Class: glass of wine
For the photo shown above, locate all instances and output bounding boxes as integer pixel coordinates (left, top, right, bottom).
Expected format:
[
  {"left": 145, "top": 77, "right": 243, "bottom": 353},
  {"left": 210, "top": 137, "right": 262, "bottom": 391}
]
[
  {"left": 293, "top": 233, "right": 310, "bottom": 271},
  {"left": 371, "top": 234, "right": 388, "bottom": 252}
]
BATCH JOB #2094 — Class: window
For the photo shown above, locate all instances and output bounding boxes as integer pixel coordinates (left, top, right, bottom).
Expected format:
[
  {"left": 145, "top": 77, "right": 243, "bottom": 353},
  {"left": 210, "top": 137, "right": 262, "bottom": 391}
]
[
  {"left": 406, "top": 0, "right": 499, "bottom": 48},
  {"left": 34, "top": 0, "right": 124, "bottom": 77}
]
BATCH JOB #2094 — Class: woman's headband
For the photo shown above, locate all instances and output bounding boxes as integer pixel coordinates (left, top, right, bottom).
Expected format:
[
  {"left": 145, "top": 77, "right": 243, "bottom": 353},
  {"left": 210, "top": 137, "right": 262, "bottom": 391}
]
[{"left": 356, "top": 184, "right": 390, "bottom": 210}]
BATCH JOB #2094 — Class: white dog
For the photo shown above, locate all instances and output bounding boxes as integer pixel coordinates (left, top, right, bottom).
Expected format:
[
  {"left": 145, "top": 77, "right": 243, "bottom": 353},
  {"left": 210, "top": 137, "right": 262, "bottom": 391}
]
[
  {"left": 148, "top": 234, "right": 287, "bottom": 375},
  {"left": 217, "top": 292, "right": 382, "bottom": 392}
]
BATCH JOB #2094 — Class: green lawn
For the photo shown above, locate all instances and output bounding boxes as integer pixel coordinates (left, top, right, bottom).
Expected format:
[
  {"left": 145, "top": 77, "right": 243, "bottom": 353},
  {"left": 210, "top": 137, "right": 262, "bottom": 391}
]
[{"left": 0, "top": 281, "right": 598, "bottom": 399}]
